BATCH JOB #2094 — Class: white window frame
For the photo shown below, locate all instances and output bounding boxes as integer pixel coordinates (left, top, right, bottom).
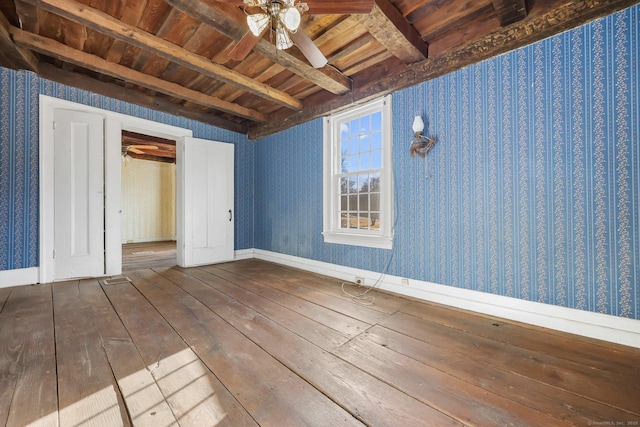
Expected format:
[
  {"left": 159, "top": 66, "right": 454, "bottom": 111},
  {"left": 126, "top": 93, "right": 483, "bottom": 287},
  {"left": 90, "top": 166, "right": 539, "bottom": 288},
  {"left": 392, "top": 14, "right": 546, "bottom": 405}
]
[{"left": 322, "top": 95, "right": 393, "bottom": 249}]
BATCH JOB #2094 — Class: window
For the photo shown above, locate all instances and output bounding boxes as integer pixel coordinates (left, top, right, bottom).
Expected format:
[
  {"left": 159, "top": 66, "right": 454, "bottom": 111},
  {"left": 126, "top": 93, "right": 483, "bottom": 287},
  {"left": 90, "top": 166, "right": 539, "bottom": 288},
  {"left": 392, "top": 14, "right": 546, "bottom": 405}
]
[{"left": 323, "top": 95, "right": 393, "bottom": 249}]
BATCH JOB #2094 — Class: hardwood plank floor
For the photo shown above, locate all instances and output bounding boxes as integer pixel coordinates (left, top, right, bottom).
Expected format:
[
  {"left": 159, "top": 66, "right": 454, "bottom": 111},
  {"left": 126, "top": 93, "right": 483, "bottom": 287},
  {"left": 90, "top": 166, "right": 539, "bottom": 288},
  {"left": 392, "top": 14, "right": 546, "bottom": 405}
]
[
  {"left": 122, "top": 241, "right": 176, "bottom": 271},
  {"left": 1, "top": 259, "right": 639, "bottom": 426}
]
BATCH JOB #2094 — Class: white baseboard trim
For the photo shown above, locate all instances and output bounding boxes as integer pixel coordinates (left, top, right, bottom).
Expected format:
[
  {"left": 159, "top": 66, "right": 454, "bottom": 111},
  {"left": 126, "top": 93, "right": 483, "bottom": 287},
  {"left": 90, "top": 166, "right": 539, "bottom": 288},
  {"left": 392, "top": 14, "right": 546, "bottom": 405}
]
[
  {"left": 0, "top": 267, "right": 40, "bottom": 289},
  {"left": 253, "top": 249, "right": 640, "bottom": 349},
  {"left": 122, "top": 237, "right": 176, "bottom": 244},
  {"left": 234, "top": 248, "right": 255, "bottom": 260}
]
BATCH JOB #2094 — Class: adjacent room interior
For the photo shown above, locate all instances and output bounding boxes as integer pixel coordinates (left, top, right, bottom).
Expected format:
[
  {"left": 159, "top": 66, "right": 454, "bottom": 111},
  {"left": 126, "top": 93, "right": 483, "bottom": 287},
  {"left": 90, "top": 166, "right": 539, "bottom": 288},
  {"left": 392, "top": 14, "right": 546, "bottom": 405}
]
[
  {"left": 120, "top": 130, "right": 178, "bottom": 270},
  {"left": 0, "top": 0, "right": 639, "bottom": 425}
]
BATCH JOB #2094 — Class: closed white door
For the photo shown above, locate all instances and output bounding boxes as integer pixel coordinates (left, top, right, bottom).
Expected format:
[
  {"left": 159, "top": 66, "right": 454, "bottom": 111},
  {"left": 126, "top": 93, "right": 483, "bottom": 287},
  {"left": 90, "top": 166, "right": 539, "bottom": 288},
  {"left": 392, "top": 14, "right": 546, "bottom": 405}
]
[
  {"left": 54, "top": 109, "right": 105, "bottom": 279},
  {"left": 178, "top": 137, "right": 234, "bottom": 267}
]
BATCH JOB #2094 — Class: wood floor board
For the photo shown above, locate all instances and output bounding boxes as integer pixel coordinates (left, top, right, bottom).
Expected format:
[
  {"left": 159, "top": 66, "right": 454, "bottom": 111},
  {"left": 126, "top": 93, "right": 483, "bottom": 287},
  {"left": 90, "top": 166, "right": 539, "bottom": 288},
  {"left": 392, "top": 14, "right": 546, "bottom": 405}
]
[
  {"left": 214, "top": 262, "right": 390, "bottom": 325},
  {"left": 333, "top": 333, "right": 568, "bottom": 426},
  {"left": 0, "top": 284, "right": 58, "bottom": 427},
  {"left": 401, "top": 300, "right": 640, "bottom": 373},
  {"left": 199, "top": 265, "right": 371, "bottom": 337},
  {"left": 171, "top": 266, "right": 352, "bottom": 351},
  {"left": 52, "top": 279, "right": 131, "bottom": 427},
  {"left": 161, "top": 267, "right": 462, "bottom": 426},
  {"left": 380, "top": 311, "right": 640, "bottom": 415},
  {"left": 128, "top": 268, "right": 364, "bottom": 427},
  {"left": 72, "top": 279, "right": 179, "bottom": 427},
  {"left": 2, "top": 254, "right": 639, "bottom": 426},
  {"left": 360, "top": 325, "right": 639, "bottom": 425},
  {"left": 101, "top": 278, "right": 259, "bottom": 427},
  {"left": 217, "top": 259, "right": 408, "bottom": 314},
  {"left": 122, "top": 241, "right": 177, "bottom": 271},
  {"left": 0, "top": 287, "right": 12, "bottom": 313}
]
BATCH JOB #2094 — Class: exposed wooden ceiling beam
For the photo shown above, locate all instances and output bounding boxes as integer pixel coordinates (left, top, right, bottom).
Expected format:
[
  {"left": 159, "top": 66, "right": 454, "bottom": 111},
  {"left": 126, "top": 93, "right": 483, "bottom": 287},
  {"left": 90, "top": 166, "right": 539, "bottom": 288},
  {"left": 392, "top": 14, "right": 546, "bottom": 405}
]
[
  {"left": 11, "top": 27, "right": 267, "bottom": 122},
  {"left": 0, "top": 8, "right": 39, "bottom": 70},
  {"left": 248, "top": 0, "right": 640, "bottom": 140},
  {"left": 122, "top": 130, "right": 177, "bottom": 147},
  {"left": 164, "top": 0, "right": 353, "bottom": 94},
  {"left": 327, "top": 34, "right": 375, "bottom": 65},
  {"left": 124, "top": 152, "right": 176, "bottom": 163},
  {"left": 355, "top": 0, "right": 428, "bottom": 63},
  {"left": 14, "top": 0, "right": 39, "bottom": 33},
  {"left": 304, "top": 0, "right": 375, "bottom": 15},
  {"left": 23, "top": 0, "right": 303, "bottom": 111},
  {"left": 38, "top": 62, "right": 248, "bottom": 133},
  {"left": 490, "top": 0, "right": 527, "bottom": 26}
]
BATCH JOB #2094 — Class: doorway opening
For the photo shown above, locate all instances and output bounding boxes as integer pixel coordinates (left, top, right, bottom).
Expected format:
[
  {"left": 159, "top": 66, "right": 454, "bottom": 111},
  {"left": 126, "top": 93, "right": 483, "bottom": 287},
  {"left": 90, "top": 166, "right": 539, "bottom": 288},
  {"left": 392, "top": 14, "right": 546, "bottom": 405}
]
[{"left": 120, "top": 130, "right": 177, "bottom": 271}]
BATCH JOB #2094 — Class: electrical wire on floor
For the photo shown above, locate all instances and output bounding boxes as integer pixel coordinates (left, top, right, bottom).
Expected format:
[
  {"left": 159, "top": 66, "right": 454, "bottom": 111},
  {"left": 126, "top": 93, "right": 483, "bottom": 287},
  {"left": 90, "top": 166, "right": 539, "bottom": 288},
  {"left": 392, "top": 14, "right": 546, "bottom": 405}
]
[
  {"left": 341, "top": 246, "right": 394, "bottom": 305},
  {"left": 341, "top": 161, "right": 400, "bottom": 306}
]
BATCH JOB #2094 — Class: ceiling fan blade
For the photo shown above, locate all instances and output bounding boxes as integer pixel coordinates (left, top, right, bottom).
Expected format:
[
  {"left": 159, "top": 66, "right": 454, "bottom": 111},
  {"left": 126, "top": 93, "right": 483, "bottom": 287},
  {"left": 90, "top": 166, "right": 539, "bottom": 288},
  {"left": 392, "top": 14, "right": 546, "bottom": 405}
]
[
  {"left": 229, "top": 30, "right": 263, "bottom": 61},
  {"left": 290, "top": 30, "right": 328, "bottom": 68},
  {"left": 305, "top": 0, "right": 374, "bottom": 15},
  {"left": 210, "top": 0, "right": 245, "bottom": 6}
]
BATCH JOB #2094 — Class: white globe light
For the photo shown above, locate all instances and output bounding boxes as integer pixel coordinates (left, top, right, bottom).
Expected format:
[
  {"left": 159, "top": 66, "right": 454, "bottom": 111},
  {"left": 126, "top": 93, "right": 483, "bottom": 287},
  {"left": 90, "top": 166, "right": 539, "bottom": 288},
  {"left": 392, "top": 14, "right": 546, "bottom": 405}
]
[
  {"left": 281, "top": 6, "right": 301, "bottom": 32},
  {"left": 247, "top": 13, "right": 269, "bottom": 36},
  {"left": 275, "top": 25, "right": 293, "bottom": 49},
  {"left": 412, "top": 116, "right": 424, "bottom": 133}
]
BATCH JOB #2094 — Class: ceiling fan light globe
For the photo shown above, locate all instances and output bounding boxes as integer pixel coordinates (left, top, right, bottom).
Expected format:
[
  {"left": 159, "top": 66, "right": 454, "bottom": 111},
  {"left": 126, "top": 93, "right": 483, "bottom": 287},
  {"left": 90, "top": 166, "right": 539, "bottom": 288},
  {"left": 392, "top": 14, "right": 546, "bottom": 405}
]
[
  {"left": 281, "top": 6, "right": 301, "bottom": 31},
  {"left": 247, "top": 13, "right": 269, "bottom": 36},
  {"left": 275, "top": 26, "right": 293, "bottom": 49}
]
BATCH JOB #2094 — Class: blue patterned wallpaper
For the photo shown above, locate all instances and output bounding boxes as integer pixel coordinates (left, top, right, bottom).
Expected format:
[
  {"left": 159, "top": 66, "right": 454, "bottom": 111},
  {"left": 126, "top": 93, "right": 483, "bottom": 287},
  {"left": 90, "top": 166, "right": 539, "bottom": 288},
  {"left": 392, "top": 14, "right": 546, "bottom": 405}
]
[
  {"left": 0, "top": 69, "right": 254, "bottom": 271},
  {"left": 256, "top": 5, "right": 640, "bottom": 319}
]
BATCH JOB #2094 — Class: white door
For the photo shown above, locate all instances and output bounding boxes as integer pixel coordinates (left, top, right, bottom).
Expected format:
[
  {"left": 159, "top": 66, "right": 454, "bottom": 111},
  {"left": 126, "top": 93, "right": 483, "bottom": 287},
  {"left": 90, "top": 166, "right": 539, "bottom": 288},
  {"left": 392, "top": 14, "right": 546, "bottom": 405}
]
[
  {"left": 178, "top": 137, "right": 234, "bottom": 267},
  {"left": 53, "top": 109, "right": 105, "bottom": 279}
]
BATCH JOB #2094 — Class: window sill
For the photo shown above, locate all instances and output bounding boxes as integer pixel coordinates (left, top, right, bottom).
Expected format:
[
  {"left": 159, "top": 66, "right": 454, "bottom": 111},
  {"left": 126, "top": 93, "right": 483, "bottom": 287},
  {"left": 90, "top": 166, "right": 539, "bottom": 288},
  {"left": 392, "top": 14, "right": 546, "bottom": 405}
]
[{"left": 322, "top": 232, "right": 393, "bottom": 250}]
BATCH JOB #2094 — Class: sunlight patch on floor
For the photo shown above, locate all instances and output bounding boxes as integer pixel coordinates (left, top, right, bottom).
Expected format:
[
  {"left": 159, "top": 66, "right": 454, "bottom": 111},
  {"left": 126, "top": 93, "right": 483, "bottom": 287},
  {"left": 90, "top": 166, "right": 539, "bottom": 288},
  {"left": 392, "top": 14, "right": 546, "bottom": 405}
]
[{"left": 148, "top": 348, "right": 227, "bottom": 426}]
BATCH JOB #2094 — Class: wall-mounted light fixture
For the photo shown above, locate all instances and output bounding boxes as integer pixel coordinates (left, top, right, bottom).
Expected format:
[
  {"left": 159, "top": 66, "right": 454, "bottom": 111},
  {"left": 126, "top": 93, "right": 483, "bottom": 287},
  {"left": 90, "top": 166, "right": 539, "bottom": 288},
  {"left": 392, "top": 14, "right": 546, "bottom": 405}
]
[{"left": 409, "top": 115, "right": 435, "bottom": 158}]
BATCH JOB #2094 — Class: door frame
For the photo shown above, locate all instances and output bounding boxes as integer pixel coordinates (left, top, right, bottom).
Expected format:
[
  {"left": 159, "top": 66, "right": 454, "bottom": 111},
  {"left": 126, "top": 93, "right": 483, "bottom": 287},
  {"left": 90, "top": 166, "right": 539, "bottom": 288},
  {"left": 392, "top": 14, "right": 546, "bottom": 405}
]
[{"left": 39, "top": 95, "right": 192, "bottom": 283}]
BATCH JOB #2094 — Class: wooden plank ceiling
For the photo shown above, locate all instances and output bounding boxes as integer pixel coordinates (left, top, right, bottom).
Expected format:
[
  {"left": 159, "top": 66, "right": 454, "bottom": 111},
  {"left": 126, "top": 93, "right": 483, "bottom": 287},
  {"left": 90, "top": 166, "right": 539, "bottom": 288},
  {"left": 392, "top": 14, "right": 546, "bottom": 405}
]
[{"left": 0, "top": 0, "right": 637, "bottom": 140}]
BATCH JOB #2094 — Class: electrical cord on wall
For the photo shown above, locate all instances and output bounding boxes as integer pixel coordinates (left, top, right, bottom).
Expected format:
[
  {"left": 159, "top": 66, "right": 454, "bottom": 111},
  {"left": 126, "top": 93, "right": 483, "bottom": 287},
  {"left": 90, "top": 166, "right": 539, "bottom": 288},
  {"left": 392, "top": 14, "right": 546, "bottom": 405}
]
[{"left": 342, "top": 162, "right": 400, "bottom": 306}]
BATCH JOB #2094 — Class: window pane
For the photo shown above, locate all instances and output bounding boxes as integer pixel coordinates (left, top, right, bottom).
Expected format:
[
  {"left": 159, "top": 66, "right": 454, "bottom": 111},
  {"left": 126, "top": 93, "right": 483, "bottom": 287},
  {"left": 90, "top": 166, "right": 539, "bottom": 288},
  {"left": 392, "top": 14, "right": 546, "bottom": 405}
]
[
  {"left": 370, "top": 212, "right": 380, "bottom": 229},
  {"left": 348, "top": 194, "right": 358, "bottom": 210},
  {"left": 371, "top": 131, "right": 382, "bottom": 150},
  {"left": 371, "top": 112, "right": 382, "bottom": 131},
  {"left": 358, "top": 174, "right": 369, "bottom": 192},
  {"left": 349, "top": 118, "right": 359, "bottom": 137},
  {"left": 360, "top": 115, "right": 371, "bottom": 133},
  {"left": 340, "top": 195, "right": 348, "bottom": 210},
  {"left": 348, "top": 155, "right": 359, "bottom": 172},
  {"left": 361, "top": 152, "right": 371, "bottom": 170},
  {"left": 370, "top": 193, "right": 380, "bottom": 211},
  {"left": 371, "top": 150, "right": 382, "bottom": 168},
  {"left": 341, "top": 138, "right": 349, "bottom": 154},
  {"left": 360, "top": 134, "right": 370, "bottom": 151},
  {"left": 369, "top": 173, "right": 380, "bottom": 191},
  {"left": 340, "top": 178, "right": 349, "bottom": 195},
  {"left": 358, "top": 193, "right": 369, "bottom": 211},
  {"left": 340, "top": 122, "right": 349, "bottom": 138},
  {"left": 347, "top": 212, "right": 358, "bottom": 229},
  {"left": 349, "top": 137, "right": 359, "bottom": 155}
]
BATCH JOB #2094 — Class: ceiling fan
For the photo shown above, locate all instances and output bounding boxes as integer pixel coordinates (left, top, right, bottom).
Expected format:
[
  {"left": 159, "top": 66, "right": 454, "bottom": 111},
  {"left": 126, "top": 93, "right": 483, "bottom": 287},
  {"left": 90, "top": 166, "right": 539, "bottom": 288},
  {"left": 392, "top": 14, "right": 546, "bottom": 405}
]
[{"left": 229, "top": 0, "right": 375, "bottom": 68}]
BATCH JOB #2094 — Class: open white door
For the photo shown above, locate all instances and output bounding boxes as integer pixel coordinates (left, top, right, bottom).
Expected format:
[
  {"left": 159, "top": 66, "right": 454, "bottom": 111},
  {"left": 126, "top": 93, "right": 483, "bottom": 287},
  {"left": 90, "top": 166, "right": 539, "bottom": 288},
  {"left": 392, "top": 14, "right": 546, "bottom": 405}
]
[
  {"left": 177, "top": 137, "right": 234, "bottom": 267},
  {"left": 53, "top": 109, "right": 105, "bottom": 279}
]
